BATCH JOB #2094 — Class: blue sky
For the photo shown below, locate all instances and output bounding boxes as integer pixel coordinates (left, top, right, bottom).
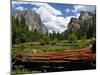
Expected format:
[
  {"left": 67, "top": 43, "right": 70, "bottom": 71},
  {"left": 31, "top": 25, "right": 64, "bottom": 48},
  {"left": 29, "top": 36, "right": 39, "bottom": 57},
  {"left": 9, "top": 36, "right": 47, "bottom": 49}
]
[
  {"left": 12, "top": 1, "right": 96, "bottom": 33},
  {"left": 49, "top": 3, "right": 76, "bottom": 17},
  {"left": 12, "top": 2, "right": 80, "bottom": 17}
]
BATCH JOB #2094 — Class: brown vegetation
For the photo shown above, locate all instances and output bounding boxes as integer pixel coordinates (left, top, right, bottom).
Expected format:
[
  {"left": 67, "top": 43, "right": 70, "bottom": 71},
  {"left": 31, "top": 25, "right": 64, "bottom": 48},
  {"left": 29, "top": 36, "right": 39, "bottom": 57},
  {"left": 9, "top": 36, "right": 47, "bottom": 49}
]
[{"left": 17, "top": 47, "right": 95, "bottom": 63}]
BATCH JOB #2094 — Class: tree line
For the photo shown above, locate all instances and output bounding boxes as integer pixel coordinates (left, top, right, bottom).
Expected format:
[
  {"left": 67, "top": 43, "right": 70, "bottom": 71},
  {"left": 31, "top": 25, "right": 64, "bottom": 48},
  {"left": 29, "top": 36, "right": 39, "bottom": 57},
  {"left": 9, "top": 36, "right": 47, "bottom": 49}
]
[{"left": 12, "top": 15, "right": 96, "bottom": 44}]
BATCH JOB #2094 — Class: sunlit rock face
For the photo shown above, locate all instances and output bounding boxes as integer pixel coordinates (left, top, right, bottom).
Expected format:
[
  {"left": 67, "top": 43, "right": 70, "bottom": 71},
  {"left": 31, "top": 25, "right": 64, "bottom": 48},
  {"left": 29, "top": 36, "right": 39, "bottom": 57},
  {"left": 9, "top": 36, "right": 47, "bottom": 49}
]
[
  {"left": 14, "top": 10, "right": 48, "bottom": 34},
  {"left": 67, "top": 11, "right": 95, "bottom": 32},
  {"left": 67, "top": 18, "right": 80, "bottom": 31},
  {"left": 79, "top": 11, "right": 93, "bottom": 22}
]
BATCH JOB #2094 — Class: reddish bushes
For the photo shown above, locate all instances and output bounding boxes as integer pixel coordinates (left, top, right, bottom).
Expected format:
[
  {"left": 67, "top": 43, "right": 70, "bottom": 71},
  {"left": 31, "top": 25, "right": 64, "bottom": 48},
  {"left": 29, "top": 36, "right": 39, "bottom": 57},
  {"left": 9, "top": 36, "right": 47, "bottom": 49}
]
[{"left": 18, "top": 47, "right": 96, "bottom": 63}]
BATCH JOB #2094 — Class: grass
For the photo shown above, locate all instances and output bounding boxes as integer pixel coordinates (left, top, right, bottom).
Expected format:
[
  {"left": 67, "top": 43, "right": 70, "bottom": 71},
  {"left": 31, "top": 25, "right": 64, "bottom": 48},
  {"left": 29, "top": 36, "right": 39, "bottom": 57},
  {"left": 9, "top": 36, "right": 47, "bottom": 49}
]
[
  {"left": 12, "top": 39, "right": 91, "bottom": 74},
  {"left": 11, "top": 69, "right": 34, "bottom": 75},
  {"left": 12, "top": 39, "right": 90, "bottom": 54},
  {"left": 36, "top": 46, "right": 70, "bottom": 53},
  {"left": 12, "top": 45, "right": 70, "bottom": 54}
]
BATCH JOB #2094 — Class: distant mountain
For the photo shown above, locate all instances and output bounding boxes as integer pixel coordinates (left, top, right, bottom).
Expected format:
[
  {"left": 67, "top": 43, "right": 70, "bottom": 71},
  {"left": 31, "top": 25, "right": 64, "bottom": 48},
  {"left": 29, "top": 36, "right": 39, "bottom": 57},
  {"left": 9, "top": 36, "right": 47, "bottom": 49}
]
[
  {"left": 12, "top": 10, "right": 48, "bottom": 34},
  {"left": 67, "top": 11, "right": 95, "bottom": 31},
  {"left": 67, "top": 18, "right": 80, "bottom": 31},
  {"left": 79, "top": 11, "right": 94, "bottom": 22},
  {"left": 64, "top": 11, "right": 96, "bottom": 39}
]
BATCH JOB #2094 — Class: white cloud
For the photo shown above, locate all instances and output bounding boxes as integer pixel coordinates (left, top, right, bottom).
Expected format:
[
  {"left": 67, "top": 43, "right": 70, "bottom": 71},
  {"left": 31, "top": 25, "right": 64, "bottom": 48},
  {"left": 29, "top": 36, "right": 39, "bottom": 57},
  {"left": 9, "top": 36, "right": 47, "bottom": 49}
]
[
  {"left": 44, "top": 21, "right": 67, "bottom": 33},
  {"left": 12, "top": 1, "right": 65, "bottom": 33},
  {"left": 14, "top": 2, "right": 80, "bottom": 33},
  {"left": 33, "top": 3, "right": 62, "bottom": 16},
  {"left": 12, "top": 1, "right": 38, "bottom": 11},
  {"left": 30, "top": 3, "right": 83, "bottom": 33},
  {"left": 12, "top": 1, "right": 29, "bottom": 11},
  {"left": 12, "top": 1, "right": 81, "bottom": 33},
  {"left": 65, "top": 8, "right": 70, "bottom": 13},
  {"left": 75, "top": 13, "right": 80, "bottom": 18},
  {"left": 72, "top": 5, "right": 96, "bottom": 13},
  {"left": 65, "top": 13, "right": 80, "bottom": 29},
  {"left": 32, "top": 7, "right": 37, "bottom": 11},
  {"left": 65, "top": 16, "right": 76, "bottom": 29},
  {"left": 31, "top": 3, "right": 68, "bottom": 33},
  {"left": 12, "top": 1, "right": 33, "bottom": 6},
  {"left": 32, "top": 6, "right": 56, "bottom": 22},
  {"left": 16, "top": 6, "right": 26, "bottom": 11},
  {"left": 12, "top": 1, "right": 62, "bottom": 16},
  {"left": 32, "top": 5, "right": 67, "bottom": 33}
]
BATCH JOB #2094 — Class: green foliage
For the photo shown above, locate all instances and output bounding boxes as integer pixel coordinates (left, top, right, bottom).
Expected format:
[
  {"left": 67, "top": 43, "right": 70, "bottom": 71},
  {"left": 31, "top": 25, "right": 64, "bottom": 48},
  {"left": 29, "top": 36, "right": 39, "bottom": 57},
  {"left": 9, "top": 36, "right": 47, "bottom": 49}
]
[
  {"left": 49, "top": 31, "right": 56, "bottom": 40},
  {"left": 12, "top": 12, "right": 96, "bottom": 74},
  {"left": 36, "top": 46, "right": 70, "bottom": 53},
  {"left": 12, "top": 39, "right": 89, "bottom": 56},
  {"left": 12, "top": 16, "right": 31, "bottom": 44},
  {"left": 68, "top": 33, "right": 77, "bottom": 43},
  {"left": 12, "top": 68, "right": 32, "bottom": 75},
  {"left": 50, "top": 41, "right": 56, "bottom": 45},
  {"left": 77, "top": 18, "right": 96, "bottom": 39},
  {"left": 40, "top": 35, "right": 50, "bottom": 45},
  {"left": 62, "top": 30, "right": 68, "bottom": 40}
]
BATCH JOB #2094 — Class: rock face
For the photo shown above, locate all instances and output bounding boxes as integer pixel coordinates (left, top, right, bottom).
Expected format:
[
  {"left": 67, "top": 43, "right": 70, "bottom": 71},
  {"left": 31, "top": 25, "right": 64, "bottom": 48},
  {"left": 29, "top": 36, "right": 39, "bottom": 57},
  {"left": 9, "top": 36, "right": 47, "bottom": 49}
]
[
  {"left": 67, "top": 18, "right": 80, "bottom": 31},
  {"left": 14, "top": 10, "right": 48, "bottom": 34},
  {"left": 67, "top": 11, "right": 95, "bottom": 32},
  {"left": 79, "top": 11, "right": 93, "bottom": 21}
]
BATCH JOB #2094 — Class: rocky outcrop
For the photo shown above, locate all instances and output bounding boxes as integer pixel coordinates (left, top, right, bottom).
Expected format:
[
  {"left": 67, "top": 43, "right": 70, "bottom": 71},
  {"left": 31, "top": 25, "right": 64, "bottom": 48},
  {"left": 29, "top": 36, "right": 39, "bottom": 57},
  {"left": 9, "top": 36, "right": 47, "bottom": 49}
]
[
  {"left": 67, "top": 11, "right": 95, "bottom": 32},
  {"left": 14, "top": 10, "right": 48, "bottom": 34},
  {"left": 67, "top": 18, "right": 80, "bottom": 31},
  {"left": 79, "top": 11, "right": 93, "bottom": 22}
]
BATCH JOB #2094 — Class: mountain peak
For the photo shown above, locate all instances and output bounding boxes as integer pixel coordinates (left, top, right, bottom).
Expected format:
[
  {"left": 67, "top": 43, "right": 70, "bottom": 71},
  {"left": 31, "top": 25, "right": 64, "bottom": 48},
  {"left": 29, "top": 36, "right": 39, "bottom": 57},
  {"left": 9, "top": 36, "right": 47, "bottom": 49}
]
[
  {"left": 79, "top": 11, "right": 93, "bottom": 21},
  {"left": 13, "top": 10, "right": 48, "bottom": 34},
  {"left": 67, "top": 11, "right": 95, "bottom": 32}
]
